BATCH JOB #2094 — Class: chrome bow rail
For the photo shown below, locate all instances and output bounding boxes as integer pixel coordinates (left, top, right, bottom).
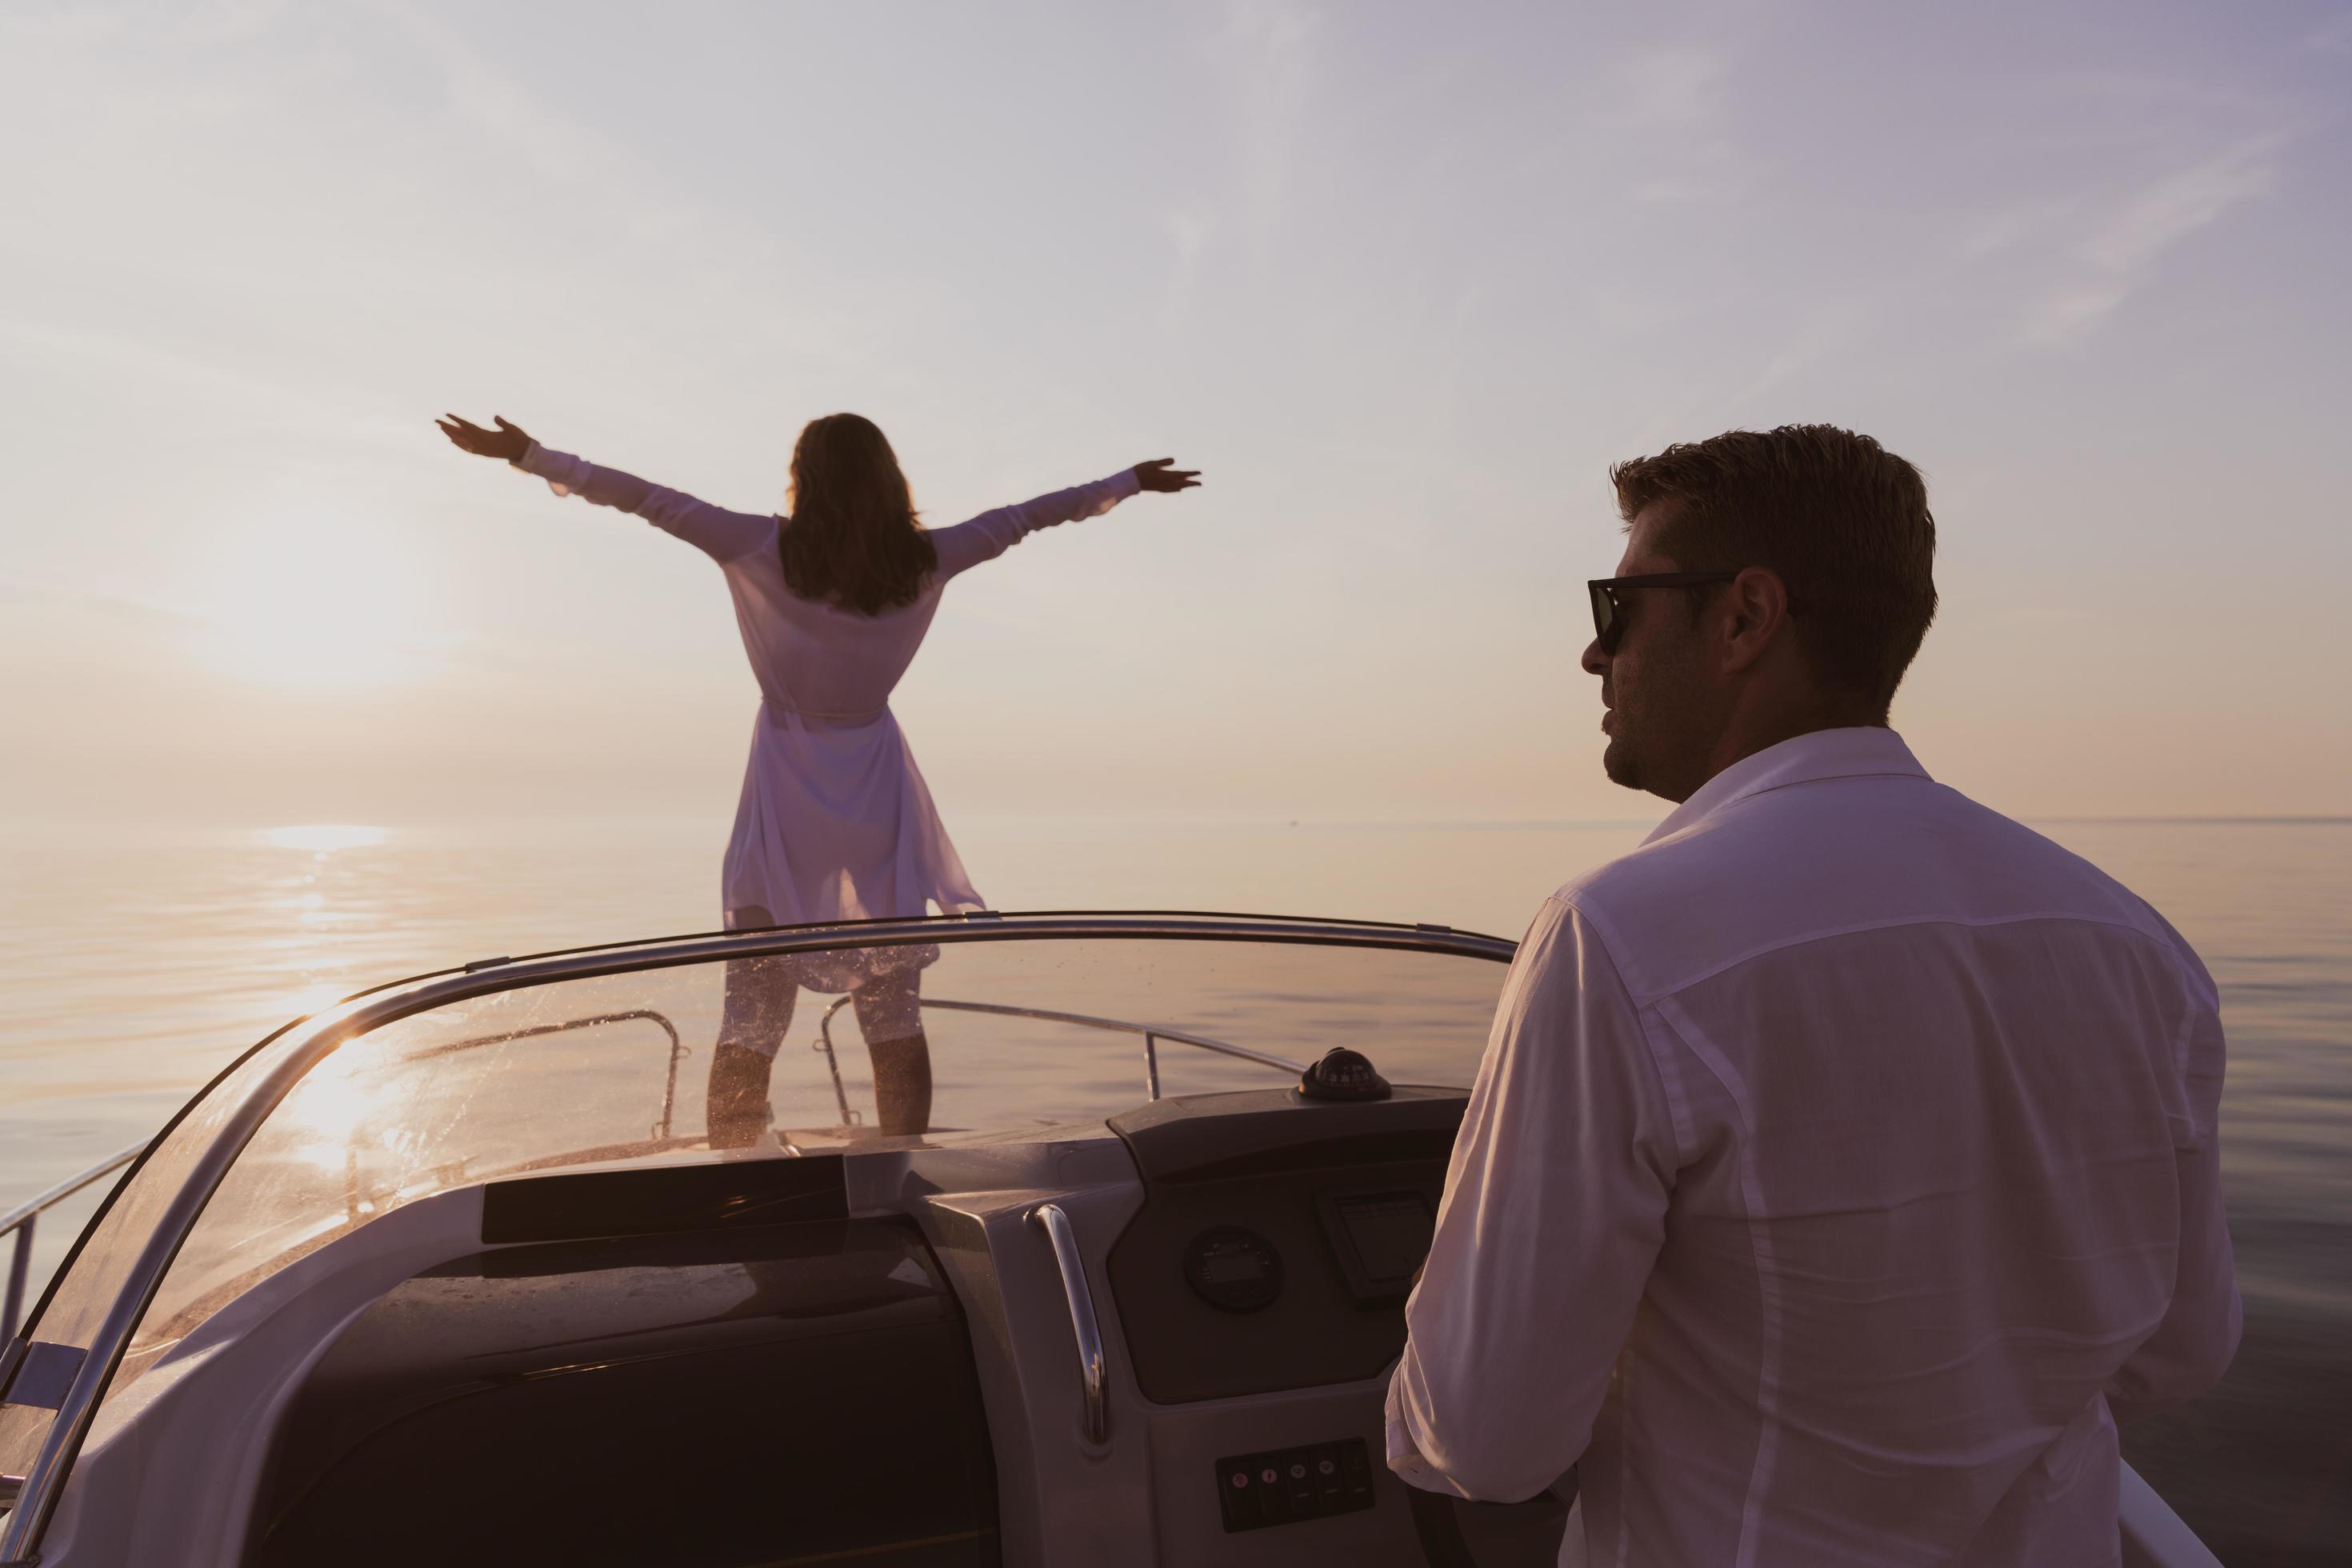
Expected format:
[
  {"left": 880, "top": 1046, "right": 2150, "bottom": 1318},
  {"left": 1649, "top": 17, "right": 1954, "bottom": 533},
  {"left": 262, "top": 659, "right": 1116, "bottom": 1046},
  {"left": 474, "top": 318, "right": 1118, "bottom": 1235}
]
[
  {"left": 814, "top": 994, "right": 1306, "bottom": 1123},
  {"left": 0, "top": 1144, "right": 148, "bottom": 1346},
  {"left": 0, "top": 910, "right": 1512, "bottom": 1558},
  {"left": 402, "top": 1007, "right": 688, "bottom": 1140}
]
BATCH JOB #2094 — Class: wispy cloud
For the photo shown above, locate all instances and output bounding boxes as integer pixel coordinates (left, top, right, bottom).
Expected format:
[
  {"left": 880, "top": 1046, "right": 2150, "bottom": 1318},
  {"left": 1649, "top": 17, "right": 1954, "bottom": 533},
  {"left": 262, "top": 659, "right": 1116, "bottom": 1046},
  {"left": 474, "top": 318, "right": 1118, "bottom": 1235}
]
[
  {"left": 2300, "top": 10, "right": 2352, "bottom": 54},
  {"left": 2018, "top": 135, "right": 2282, "bottom": 344},
  {"left": 370, "top": 0, "right": 625, "bottom": 190},
  {"left": 0, "top": 314, "right": 409, "bottom": 449},
  {"left": 1958, "top": 198, "right": 2082, "bottom": 262},
  {"left": 1158, "top": 206, "right": 1218, "bottom": 330},
  {"left": 1626, "top": 175, "right": 1720, "bottom": 207},
  {"left": 0, "top": 576, "right": 201, "bottom": 628},
  {"left": 0, "top": 0, "right": 294, "bottom": 53},
  {"left": 1719, "top": 296, "right": 1877, "bottom": 410},
  {"left": 1221, "top": 0, "right": 1318, "bottom": 51},
  {"left": 1613, "top": 44, "right": 1729, "bottom": 130},
  {"left": 1214, "top": 0, "right": 1322, "bottom": 253},
  {"left": 1598, "top": 40, "right": 1753, "bottom": 210},
  {"left": 2075, "top": 138, "right": 2282, "bottom": 272}
]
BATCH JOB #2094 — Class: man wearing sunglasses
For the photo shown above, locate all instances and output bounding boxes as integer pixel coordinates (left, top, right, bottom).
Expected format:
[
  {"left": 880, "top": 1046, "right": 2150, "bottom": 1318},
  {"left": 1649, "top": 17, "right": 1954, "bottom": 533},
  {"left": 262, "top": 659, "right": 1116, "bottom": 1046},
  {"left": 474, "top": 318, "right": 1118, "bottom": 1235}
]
[{"left": 1389, "top": 426, "right": 2238, "bottom": 1565}]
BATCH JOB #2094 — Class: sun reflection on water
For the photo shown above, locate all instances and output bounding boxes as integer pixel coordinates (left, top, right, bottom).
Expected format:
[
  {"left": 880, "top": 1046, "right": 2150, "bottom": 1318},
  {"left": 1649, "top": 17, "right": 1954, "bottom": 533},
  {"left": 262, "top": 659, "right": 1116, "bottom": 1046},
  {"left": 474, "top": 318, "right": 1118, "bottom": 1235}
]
[{"left": 262, "top": 824, "right": 388, "bottom": 853}]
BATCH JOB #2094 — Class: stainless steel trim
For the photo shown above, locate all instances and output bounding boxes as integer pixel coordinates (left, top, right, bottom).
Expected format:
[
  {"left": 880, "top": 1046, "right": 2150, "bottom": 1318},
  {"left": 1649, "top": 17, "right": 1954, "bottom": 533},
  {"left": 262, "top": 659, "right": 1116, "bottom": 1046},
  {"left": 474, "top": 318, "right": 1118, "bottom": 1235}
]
[
  {"left": 0, "top": 911, "right": 1510, "bottom": 1555},
  {"left": 1, "top": 1230, "right": 26, "bottom": 1355},
  {"left": 917, "top": 1001, "right": 1305, "bottom": 1078},
  {"left": 810, "top": 1016, "right": 862, "bottom": 1128},
  {"left": 1029, "top": 1202, "right": 1108, "bottom": 1446},
  {"left": 400, "top": 1008, "right": 687, "bottom": 1140},
  {"left": 814, "top": 994, "right": 1305, "bottom": 1113},
  {"left": 0, "top": 1141, "right": 148, "bottom": 1344}
]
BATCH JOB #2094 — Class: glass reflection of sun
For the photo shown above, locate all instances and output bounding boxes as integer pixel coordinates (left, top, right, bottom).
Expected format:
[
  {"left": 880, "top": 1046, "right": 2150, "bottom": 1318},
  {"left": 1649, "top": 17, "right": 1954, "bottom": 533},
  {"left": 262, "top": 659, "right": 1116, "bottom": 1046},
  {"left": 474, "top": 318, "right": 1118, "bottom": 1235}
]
[
  {"left": 283, "top": 1046, "right": 390, "bottom": 1174},
  {"left": 198, "top": 502, "right": 437, "bottom": 692}
]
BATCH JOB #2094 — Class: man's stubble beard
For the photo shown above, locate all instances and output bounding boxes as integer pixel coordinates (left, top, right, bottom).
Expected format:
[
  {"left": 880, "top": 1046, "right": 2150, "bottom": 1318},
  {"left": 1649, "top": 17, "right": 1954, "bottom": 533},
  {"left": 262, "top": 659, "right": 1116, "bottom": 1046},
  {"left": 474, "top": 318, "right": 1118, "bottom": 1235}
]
[
  {"left": 1602, "top": 635, "right": 1709, "bottom": 801},
  {"left": 1602, "top": 730, "right": 1638, "bottom": 790},
  {"left": 1600, "top": 671, "right": 1648, "bottom": 791}
]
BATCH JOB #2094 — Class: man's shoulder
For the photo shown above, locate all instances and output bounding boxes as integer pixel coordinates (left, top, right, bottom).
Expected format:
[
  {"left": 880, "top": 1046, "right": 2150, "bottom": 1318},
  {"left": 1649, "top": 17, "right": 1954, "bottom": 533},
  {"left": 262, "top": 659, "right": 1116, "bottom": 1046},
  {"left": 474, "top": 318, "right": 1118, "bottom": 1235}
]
[{"left": 1550, "top": 777, "right": 2194, "bottom": 1002}]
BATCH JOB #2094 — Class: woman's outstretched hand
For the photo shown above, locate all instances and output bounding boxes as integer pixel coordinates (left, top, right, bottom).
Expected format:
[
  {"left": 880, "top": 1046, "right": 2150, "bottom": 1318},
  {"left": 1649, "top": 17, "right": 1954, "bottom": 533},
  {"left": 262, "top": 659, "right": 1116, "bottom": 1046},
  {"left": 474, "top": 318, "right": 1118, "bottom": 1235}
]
[
  {"left": 1134, "top": 458, "right": 1202, "bottom": 493},
  {"left": 437, "top": 413, "right": 534, "bottom": 462}
]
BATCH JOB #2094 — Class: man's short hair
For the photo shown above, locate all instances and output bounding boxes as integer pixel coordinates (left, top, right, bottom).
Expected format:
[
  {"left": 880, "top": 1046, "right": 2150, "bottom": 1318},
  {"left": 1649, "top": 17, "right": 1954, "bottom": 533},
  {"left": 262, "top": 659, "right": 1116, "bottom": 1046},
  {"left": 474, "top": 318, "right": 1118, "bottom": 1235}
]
[{"left": 1610, "top": 425, "right": 1938, "bottom": 718}]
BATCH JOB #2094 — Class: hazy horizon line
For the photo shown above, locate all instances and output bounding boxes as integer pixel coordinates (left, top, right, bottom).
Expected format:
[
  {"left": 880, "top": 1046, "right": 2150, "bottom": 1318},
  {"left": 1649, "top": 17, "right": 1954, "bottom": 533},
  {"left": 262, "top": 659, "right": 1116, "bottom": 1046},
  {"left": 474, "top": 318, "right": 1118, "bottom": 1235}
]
[{"left": 4, "top": 810, "right": 2348, "bottom": 838}]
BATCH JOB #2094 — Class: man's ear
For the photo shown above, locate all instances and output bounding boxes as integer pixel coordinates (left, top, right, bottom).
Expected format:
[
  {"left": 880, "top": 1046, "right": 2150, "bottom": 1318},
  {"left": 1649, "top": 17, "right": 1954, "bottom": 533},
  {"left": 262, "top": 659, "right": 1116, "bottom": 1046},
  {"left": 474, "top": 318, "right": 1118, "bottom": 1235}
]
[{"left": 1718, "top": 567, "right": 1791, "bottom": 674}]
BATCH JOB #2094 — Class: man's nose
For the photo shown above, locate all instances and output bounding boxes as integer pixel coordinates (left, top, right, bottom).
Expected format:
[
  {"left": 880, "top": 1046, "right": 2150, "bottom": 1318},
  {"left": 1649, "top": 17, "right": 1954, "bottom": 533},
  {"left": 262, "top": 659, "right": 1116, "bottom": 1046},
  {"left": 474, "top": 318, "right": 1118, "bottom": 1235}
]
[{"left": 1581, "top": 638, "right": 1610, "bottom": 678}]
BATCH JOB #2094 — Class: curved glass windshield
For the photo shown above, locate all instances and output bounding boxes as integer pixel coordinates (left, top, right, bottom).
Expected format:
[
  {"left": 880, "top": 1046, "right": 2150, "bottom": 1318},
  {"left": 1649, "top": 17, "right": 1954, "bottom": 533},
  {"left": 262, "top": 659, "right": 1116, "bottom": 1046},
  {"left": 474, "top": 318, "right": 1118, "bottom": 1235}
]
[{"left": 8, "top": 922, "right": 1507, "bottom": 1454}]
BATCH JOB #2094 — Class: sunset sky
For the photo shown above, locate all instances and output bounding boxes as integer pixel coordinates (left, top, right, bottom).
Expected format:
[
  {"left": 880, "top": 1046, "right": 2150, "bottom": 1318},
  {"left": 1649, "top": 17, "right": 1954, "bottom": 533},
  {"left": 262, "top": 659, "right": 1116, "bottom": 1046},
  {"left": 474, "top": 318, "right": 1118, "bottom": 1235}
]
[{"left": 3, "top": 0, "right": 2347, "bottom": 826}]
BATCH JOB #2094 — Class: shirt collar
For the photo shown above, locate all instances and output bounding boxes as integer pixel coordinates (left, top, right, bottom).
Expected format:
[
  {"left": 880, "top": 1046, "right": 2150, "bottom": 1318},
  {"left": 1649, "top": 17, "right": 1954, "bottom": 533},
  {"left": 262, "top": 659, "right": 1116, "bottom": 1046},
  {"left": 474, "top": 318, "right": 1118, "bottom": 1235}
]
[{"left": 1642, "top": 726, "right": 1930, "bottom": 846}]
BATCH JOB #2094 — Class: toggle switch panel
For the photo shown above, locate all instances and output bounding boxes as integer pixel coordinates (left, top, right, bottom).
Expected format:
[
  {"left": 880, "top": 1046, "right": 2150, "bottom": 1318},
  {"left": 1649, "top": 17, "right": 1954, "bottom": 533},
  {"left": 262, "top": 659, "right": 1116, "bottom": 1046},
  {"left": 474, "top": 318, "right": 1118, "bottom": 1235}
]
[{"left": 1214, "top": 1437, "right": 1375, "bottom": 1532}]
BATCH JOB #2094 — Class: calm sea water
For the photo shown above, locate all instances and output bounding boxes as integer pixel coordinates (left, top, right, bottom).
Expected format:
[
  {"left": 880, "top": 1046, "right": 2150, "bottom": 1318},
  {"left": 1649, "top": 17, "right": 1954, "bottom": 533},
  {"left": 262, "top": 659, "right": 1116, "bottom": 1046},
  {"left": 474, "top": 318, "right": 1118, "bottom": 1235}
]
[{"left": 2, "top": 814, "right": 2346, "bottom": 1563}]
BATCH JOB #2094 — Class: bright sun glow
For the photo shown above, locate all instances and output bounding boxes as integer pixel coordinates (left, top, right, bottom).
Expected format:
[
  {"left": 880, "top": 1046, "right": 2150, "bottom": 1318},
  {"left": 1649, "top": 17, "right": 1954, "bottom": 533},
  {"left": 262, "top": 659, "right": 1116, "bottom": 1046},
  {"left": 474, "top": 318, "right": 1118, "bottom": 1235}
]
[
  {"left": 196, "top": 499, "right": 439, "bottom": 692},
  {"left": 285, "top": 982, "right": 346, "bottom": 1017},
  {"left": 282, "top": 1046, "right": 386, "bottom": 1171},
  {"left": 264, "top": 823, "right": 389, "bottom": 853}
]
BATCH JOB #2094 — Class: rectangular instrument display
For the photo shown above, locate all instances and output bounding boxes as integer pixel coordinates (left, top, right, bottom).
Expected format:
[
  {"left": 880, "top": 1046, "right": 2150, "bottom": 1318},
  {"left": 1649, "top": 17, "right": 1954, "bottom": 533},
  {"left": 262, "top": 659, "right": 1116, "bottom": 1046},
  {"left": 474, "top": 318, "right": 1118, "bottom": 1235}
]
[{"left": 1318, "top": 1188, "right": 1436, "bottom": 1303}]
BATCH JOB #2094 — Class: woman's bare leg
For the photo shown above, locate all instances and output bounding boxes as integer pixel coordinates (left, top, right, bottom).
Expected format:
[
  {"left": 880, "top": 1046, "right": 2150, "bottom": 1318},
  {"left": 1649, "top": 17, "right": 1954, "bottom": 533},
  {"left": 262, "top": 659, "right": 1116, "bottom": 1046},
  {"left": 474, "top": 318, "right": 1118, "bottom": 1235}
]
[
  {"left": 852, "top": 967, "right": 930, "bottom": 1137},
  {"left": 710, "top": 906, "right": 797, "bottom": 1148}
]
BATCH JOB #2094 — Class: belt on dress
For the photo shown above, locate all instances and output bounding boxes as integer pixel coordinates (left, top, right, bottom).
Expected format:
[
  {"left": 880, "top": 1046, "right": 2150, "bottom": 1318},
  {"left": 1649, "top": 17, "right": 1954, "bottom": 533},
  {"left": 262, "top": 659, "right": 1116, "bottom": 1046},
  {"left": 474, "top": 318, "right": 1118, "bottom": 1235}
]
[{"left": 762, "top": 696, "right": 888, "bottom": 725}]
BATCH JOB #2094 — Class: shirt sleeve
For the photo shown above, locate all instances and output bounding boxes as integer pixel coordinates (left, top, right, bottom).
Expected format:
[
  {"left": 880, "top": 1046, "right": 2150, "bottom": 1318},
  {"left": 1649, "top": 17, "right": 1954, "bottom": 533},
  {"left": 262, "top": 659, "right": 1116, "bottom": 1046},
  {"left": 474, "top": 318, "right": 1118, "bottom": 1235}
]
[
  {"left": 514, "top": 442, "right": 774, "bottom": 565},
  {"left": 927, "top": 469, "right": 1143, "bottom": 581},
  {"left": 1386, "top": 897, "right": 1677, "bottom": 1502},
  {"left": 2106, "top": 955, "right": 2242, "bottom": 1421}
]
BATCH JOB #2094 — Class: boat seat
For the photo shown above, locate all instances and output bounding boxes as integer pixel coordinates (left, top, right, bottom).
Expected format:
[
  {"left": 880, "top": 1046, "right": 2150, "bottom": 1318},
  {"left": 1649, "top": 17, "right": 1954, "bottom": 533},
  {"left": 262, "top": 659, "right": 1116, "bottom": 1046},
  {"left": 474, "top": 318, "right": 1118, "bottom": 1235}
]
[{"left": 244, "top": 1214, "right": 998, "bottom": 1567}]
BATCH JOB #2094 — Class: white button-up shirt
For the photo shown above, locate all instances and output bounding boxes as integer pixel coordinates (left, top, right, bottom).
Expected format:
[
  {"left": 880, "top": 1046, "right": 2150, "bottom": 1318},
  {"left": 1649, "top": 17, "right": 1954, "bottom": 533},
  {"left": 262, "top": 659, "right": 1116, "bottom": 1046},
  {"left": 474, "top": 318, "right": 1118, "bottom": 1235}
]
[{"left": 1387, "top": 728, "right": 2238, "bottom": 1566}]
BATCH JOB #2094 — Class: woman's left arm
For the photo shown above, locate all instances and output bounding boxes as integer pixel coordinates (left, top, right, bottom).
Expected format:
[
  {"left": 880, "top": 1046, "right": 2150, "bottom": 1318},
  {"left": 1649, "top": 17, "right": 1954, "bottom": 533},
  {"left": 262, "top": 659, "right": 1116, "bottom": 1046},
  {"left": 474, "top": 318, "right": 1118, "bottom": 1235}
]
[{"left": 931, "top": 458, "right": 1201, "bottom": 579}]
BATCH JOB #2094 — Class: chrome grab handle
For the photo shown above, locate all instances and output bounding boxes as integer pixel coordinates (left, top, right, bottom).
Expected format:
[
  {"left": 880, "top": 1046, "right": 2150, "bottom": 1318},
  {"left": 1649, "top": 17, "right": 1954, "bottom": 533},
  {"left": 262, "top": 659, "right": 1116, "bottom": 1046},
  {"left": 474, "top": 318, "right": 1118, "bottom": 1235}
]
[{"left": 1029, "top": 1203, "right": 1108, "bottom": 1445}]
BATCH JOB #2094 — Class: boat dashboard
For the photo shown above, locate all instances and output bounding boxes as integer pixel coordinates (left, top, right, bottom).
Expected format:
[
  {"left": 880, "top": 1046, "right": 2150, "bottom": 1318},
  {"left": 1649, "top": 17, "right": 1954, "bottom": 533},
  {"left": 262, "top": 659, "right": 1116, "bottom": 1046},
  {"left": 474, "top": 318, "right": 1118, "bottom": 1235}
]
[
  {"left": 29, "top": 1081, "right": 1560, "bottom": 1566},
  {"left": 1105, "top": 1085, "right": 1458, "bottom": 1409}
]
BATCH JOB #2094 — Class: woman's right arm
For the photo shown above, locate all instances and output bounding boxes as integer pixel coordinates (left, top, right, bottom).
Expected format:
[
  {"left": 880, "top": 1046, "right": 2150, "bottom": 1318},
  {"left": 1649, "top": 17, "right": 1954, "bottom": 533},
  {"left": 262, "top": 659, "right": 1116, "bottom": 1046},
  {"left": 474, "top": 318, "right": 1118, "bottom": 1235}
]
[{"left": 438, "top": 413, "right": 771, "bottom": 564}]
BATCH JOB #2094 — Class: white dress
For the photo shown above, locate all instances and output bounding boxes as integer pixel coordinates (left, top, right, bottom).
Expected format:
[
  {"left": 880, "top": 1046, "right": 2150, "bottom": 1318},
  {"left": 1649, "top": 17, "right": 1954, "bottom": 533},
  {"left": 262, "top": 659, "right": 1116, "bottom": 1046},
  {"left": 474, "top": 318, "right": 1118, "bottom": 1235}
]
[{"left": 517, "top": 442, "right": 1140, "bottom": 947}]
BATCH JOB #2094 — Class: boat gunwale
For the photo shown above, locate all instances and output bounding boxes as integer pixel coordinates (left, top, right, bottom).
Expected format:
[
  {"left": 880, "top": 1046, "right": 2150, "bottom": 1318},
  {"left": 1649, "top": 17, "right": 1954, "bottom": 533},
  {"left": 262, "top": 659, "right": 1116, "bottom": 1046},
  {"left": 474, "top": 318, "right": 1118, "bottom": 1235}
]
[{"left": 0, "top": 910, "right": 1516, "bottom": 1560}]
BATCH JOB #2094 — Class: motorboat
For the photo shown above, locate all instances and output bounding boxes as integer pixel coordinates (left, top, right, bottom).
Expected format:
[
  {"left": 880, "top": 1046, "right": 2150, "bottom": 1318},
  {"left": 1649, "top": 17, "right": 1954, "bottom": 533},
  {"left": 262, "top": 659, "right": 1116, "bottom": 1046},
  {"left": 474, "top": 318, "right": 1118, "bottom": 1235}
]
[{"left": 0, "top": 911, "right": 2226, "bottom": 1565}]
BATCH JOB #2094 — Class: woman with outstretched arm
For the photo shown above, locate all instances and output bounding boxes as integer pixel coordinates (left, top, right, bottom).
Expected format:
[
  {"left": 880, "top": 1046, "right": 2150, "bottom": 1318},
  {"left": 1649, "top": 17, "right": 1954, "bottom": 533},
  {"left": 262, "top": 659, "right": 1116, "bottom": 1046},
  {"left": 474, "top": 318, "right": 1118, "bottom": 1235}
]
[{"left": 439, "top": 410, "right": 1200, "bottom": 1142}]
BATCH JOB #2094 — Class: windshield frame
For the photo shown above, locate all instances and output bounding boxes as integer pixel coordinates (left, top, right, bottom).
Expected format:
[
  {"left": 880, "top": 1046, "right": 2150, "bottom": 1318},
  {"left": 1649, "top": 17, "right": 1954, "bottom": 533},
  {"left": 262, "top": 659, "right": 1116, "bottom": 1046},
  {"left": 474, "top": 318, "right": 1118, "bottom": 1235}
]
[{"left": 0, "top": 910, "right": 1513, "bottom": 1558}]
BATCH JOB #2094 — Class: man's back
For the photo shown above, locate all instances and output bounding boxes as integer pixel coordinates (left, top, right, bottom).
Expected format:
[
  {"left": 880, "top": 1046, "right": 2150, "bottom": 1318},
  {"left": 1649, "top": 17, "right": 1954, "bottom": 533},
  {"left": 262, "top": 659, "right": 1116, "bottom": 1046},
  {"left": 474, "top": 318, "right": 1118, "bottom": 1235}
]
[{"left": 1388, "top": 730, "right": 2239, "bottom": 1566}]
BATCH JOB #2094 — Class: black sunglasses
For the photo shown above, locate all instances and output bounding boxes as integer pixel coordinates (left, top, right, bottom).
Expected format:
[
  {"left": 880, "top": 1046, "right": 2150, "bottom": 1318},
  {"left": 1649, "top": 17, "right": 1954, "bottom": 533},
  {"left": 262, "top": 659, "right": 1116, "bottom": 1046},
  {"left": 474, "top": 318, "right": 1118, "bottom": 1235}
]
[{"left": 1586, "top": 572, "right": 1738, "bottom": 654}]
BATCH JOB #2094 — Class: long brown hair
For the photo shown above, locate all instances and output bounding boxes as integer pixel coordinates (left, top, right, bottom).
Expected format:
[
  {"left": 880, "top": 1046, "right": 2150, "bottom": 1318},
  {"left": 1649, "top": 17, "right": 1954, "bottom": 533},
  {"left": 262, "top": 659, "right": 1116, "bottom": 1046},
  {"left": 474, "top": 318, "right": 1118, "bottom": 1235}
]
[{"left": 779, "top": 413, "right": 938, "bottom": 614}]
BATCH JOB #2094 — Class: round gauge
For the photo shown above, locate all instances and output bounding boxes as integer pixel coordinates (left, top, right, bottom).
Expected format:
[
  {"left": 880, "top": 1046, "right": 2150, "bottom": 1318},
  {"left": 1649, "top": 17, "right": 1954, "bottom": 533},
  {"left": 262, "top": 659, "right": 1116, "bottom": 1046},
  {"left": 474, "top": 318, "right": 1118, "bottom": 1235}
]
[{"left": 1184, "top": 1226, "right": 1284, "bottom": 1313}]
